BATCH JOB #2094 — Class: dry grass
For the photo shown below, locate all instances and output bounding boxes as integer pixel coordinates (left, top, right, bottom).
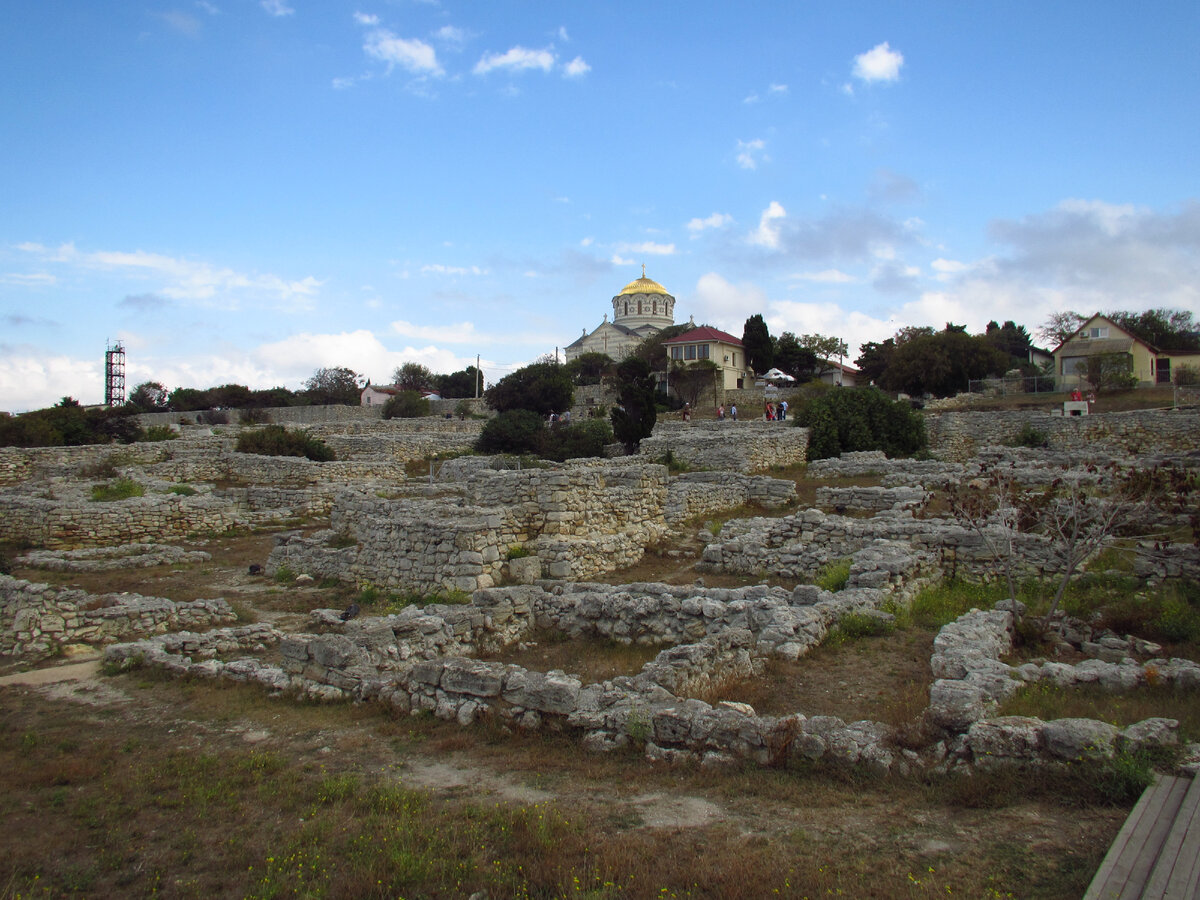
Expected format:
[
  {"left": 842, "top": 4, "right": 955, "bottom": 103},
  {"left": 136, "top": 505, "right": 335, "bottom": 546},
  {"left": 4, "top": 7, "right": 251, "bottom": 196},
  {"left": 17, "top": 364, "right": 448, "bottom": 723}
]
[
  {"left": 999, "top": 681, "right": 1200, "bottom": 743},
  {"left": 0, "top": 677, "right": 1127, "bottom": 899},
  {"left": 476, "top": 628, "right": 661, "bottom": 683}
]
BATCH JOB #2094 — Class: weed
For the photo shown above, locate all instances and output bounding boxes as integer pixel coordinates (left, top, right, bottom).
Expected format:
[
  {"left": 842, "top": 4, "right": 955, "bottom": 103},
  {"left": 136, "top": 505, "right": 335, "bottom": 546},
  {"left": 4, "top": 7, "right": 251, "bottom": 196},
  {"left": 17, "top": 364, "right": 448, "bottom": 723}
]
[
  {"left": 658, "top": 449, "right": 691, "bottom": 474},
  {"left": 826, "top": 611, "right": 895, "bottom": 644},
  {"left": 90, "top": 478, "right": 145, "bottom": 502},
  {"left": 1007, "top": 422, "right": 1050, "bottom": 448},
  {"left": 273, "top": 565, "right": 295, "bottom": 584},
  {"left": 229, "top": 601, "right": 257, "bottom": 624},
  {"left": 813, "top": 558, "right": 851, "bottom": 592},
  {"left": 326, "top": 531, "right": 357, "bottom": 549},
  {"left": 166, "top": 484, "right": 198, "bottom": 496},
  {"left": 140, "top": 425, "right": 179, "bottom": 442},
  {"left": 505, "top": 544, "right": 531, "bottom": 560}
]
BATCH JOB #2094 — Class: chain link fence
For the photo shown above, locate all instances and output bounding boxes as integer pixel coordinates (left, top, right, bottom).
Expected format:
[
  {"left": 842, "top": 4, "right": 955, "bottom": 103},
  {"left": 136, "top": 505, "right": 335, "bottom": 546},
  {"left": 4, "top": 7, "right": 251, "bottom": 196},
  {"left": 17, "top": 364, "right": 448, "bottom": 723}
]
[{"left": 966, "top": 375, "right": 1061, "bottom": 396}]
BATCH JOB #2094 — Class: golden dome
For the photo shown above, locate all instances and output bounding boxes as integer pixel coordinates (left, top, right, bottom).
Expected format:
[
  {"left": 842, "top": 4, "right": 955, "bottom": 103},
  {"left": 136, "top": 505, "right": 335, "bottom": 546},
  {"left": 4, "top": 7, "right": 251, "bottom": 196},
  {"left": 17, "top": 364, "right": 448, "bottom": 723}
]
[{"left": 618, "top": 275, "right": 671, "bottom": 297}]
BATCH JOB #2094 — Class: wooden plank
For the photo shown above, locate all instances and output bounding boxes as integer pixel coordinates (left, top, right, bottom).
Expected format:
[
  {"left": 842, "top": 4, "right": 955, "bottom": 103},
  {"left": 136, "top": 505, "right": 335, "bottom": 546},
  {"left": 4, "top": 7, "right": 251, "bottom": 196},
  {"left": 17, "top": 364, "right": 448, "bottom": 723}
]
[
  {"left": 1144, "top": 774, "right": 1200, "bottom": 900},
  {"left": 1084, "top": 776, "right": 1189, "bottom": 900}
]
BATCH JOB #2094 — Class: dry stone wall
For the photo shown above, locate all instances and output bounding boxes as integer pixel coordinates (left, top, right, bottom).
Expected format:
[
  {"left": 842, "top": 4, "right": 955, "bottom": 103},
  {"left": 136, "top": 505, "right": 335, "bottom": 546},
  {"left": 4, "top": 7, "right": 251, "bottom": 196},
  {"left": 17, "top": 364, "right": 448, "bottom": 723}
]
[
  {"left": 638, "top": 421, "right": 808, "bottom": 473},
  {"left": 1, "top": 573, "right": 236, "bottom": 658}
]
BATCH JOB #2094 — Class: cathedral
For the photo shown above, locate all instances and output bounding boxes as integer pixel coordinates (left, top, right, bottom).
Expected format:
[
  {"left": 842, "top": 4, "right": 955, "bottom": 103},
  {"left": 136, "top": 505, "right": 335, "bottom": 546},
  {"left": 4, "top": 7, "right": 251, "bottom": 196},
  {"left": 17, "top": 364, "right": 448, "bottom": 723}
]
[{"left": 563, "top": 267, "right": 676, "bottom": 363}]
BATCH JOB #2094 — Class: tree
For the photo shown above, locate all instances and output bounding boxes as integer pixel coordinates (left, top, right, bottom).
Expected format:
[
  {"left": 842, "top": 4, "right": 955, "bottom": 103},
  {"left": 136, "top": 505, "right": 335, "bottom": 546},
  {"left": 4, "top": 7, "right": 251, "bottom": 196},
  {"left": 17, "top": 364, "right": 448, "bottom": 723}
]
[
  {"left": 797, "top": 388, "right": 926, "bottom": 461},
  {"left": 630, "top": 323, "right": 692, "bottom": 373},
  {"left": 1038, "top": 311, "right": 1086, "bottom": 347},
  {"left": 742, "top": 314, "right": 774, "bottom": 374},
  {"left": 1106, "top": 308, "right": 1200, "bottom": 352},
  {"left": 610, "top": 356, "right": 657, "bottom": 453},
  {"left": 301, "top": 368, "right": 361, "bottom": 406},
  {"left": 438, "top": 366, "right": 484, "bottom": 398},
  {"left": 798, "top": 333, "right": 849, "bottom": 377},
  {"left": 854, "top": 339, "right": 896, "bottom": 385},
  {"left": 393, "top": 362, "right": 435, "bottom": 393},
  {"left": 1084, "top": 352, "right": 1137, "bottom": 393},
  {"left": 563, "top": 352, "right": 613, "bottom": 386},
  {"left": 484, "top": 361, "right": 573, "bottom": 416},
  {"left": 669, "top": 359, "right": 720, "bottom": 408},
  {"left": 879, "top": 330, "right": 1008, "bottom": 397},
  {"left": 773, "top": 332, "right": 818, "bottom": 381},
  {"left": 128, "top": 381, "right": 169, "bottom": 412},
  {"left": 381, "top": 391, "right": 430, "bottom": 419},
  {"left": 984, "top": 320, "right": 1034, "bottom": 363},
  {"left": 476, "top": 409, "right": 547, "bottom": 456}
]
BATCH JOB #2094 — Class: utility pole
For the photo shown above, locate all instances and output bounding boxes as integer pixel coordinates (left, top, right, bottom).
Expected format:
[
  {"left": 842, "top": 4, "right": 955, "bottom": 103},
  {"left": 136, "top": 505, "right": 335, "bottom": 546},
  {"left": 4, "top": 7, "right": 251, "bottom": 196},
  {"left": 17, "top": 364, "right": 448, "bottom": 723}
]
[{"left": 475, "top": 354, "right": 480, "bottom": 398}]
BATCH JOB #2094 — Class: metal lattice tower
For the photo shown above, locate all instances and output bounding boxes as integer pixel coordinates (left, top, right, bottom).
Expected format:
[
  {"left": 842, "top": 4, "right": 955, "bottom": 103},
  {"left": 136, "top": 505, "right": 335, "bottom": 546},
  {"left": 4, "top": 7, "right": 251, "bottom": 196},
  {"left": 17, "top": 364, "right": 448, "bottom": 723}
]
[{"left": 104, "top": 340, "right": 126, "bottom": 407}]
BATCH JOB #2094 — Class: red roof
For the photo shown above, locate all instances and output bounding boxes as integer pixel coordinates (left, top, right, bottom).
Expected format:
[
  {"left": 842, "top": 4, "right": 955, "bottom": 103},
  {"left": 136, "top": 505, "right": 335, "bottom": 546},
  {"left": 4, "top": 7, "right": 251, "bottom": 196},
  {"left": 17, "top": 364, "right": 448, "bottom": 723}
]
[{"left": 662, "top": 326, "right": 743, "bottom": 346}]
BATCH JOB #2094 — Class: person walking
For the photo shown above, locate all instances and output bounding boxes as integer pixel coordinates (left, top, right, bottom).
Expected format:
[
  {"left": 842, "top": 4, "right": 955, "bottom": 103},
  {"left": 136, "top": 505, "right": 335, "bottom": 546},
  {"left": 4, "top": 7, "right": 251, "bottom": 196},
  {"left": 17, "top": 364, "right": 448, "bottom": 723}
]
[{"left": 730, "top": 404, "right": 738, "bottom": 421}]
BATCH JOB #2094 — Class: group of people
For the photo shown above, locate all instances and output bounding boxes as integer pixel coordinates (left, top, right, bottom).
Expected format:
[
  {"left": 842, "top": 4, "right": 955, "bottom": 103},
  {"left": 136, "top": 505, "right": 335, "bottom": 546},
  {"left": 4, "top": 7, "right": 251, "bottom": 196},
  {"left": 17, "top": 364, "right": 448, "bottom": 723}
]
[
  {"left": 716, "top": 404, "right": 738, "bottom": 421},
  {"left": 764, "top": 399, "right": 788, "bottom": 421}
]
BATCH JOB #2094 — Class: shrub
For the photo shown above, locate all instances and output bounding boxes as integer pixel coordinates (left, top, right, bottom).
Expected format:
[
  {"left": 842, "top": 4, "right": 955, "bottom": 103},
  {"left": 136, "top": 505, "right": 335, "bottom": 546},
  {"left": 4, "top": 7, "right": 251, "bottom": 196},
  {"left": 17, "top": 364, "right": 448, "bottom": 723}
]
[
  {"left": 167, "top": 484, "right": 198, "bottom": 496},
  {"left": 797, "top": 388, "right": 927, "bottom": 461},
  {"left": 476, "top": 409, "right": 547, "bottom": 456},
  {"left": 90, "top": 478, "right": 145, "bottom": 502},
  {"left": 196, "top": 409, "right": 229, "bottom": 425},
  {"left": 505, "top": 544, "right": 531, "bottom": 560},
  {"left": 382, "top": 391, "right": 430, "bottom": 419},
  {"left": 813, "top": 558, "right": 851, "bottom": 592},
  {"left": 830, "top": 611, "right": 894, "bottom": 640},
  {"left": 235, "top": 425, "right": 336, "bottom": 461},
  {"left": 239, "top": 408, "right": 271, "bottom": 425},
  {"left": 140, "top": 425, "right": 178, "bottom": 442},
  {"left": 1008, "top": 422, "right": 1049, "bottom": 448},
  {"left": 1173, "top": 364, "right": 1200, "bottom": 387},
  {"left": 543, "top": 418, "right": 614, "bottom": 461}
]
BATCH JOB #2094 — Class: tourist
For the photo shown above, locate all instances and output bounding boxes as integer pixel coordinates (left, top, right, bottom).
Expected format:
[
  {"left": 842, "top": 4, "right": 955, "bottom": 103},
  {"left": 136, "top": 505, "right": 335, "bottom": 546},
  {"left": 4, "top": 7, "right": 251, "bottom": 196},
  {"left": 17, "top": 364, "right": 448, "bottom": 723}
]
[
  {"left": 779, "top": 399, "right": 788, "bottom": 421},
  {"left": 717, "top": 405, "right": 725, "bottom": 420},
  {"left": 765, "top": 401, "right": 774, "bottom": 421},
  {"left": 682, "top": 402, "right": 691, "bottom": 423},
  {"left": 730, "top": 404, "right": 738, "bottom": 421}
]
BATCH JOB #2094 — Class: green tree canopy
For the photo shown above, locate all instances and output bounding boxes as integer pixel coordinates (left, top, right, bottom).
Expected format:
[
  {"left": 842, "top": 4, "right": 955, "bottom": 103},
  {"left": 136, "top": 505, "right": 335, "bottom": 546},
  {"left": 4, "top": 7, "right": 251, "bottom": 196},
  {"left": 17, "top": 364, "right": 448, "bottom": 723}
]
[
  {"left": 437, "top": 366, "right": 483, "bottom": 398},
  {"left": 610, "top": 356, "right": 657, "bottom": 453},
  {"left": 984, "top": 320, "right": 1033, "bottom": 362},
  {"left": 854, "top": 339, "right": 896, "bottom": 385},
  {"left": 1107, "top": 308, "right": 1200, "bottom": 352},
  {"left": 563, "top": 352, "right": 613, "bottom": 386},
  {"left": 879, "top": 330, "right": 1008, "bottom": 397},
  {"left": 127, "top": 381, "right": 169, "bottom": 412},
  {"left": 741, "top": 314, "right": 774, "bottom": 374},
  {"left": 303, "top": 368, "right": 362, "bottom": 406},
  {"left": 392, "top": 362, "right": 435, "bottom": 393},
  {"left": 798, "top": 388, "right": 926, "bottom": 461},
  {"left": 773, "top": 332, "right": 818, "bottom": 381},
  {"left": 630, "top": 323, "right": 692, "bottom": 373},
  {"left": 484, "top": 361, "right": 573, "bottom": 416}
]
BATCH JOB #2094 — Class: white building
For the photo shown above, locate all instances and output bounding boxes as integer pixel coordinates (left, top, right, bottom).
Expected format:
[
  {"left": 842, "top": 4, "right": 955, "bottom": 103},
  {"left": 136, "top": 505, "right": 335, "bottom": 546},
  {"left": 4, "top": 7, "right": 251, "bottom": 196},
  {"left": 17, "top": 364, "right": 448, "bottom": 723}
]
[{"left": 564, "top": 268, "right": 676, "bottom": 363}]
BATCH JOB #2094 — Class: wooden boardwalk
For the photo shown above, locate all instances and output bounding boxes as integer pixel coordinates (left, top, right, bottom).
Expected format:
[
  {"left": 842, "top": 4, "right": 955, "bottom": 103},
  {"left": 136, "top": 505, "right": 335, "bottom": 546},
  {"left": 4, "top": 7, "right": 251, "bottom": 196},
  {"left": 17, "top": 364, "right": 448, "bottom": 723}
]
[{"left": 1084, "top": 774, "right": 1200, "bottom": 899}]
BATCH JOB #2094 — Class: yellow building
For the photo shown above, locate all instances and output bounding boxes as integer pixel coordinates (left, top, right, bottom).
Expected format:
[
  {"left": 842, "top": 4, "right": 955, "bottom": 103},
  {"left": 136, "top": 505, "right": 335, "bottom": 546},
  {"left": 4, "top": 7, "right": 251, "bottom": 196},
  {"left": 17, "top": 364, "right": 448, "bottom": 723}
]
[
  {"left": 662, "top": 325, "right": 752, "bottom": 391},
  {"left": 1052, "top": 313, "right": 1200, "bottom": 386}
]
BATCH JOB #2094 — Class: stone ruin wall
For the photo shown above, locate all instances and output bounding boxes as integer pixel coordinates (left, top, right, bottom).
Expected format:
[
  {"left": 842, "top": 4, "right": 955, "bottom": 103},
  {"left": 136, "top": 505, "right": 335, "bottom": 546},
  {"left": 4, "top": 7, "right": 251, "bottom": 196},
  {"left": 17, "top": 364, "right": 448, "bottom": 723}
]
[
  {"left": 926, "top": 408, "right": 1200, "bottom": 462},
  {"left": 638, "top": 420, "right": 809, "bottom": 473},
  {"left": 0, "top": 573, "right": 236, "bottom": 658}
]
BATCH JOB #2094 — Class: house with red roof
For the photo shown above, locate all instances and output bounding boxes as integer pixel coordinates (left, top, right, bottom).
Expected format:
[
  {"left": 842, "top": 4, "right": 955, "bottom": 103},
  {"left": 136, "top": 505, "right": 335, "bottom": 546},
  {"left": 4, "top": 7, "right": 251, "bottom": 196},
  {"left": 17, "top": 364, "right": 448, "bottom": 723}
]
[{"left": 662, "top": 325, "right": 753, "bottom": 393}]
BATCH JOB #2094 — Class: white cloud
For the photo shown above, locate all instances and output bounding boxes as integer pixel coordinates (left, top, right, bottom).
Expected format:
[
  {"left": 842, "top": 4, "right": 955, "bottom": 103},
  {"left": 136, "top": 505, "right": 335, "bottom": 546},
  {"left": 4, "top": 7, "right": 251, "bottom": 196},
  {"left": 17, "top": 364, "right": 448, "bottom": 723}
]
[
  {"left": 750, "top": 201, "right": 786, "bottom": 249},
  {"left": 563, "top": 56, "right": 591, "bottom": 77},
  {"left": 557, "top": 26, "right": 570, "bottom": 42},
  {"left": 614, "top": 241, "right": 675, "bottom": 256},
  {"left": 789, "top": 269, "right": 856, "bottom": 284},
  {"left": 434, "top": 25, "right": 465, "bottom": 44},
  {"left": 736, "top": 138, "right": 766, "bottom": 170},
  {"left": 260, "top": 0, "right": 293, "bottom": 17},
  {"left": 364, "top": 30, "right": 443, "bottom": 76},
  {"left": 473, "top": 46, "right": 555, "bottom": 75},
  {"left": 768, "top": 300, "right": 893, "bottom": 349},
  {"left": 390, "top": 320, "right": 485, "bottom": 343},
  {"left": 769, "top": 83, "right": 788, "bottom": 95},
  {"left": 420, "top": 263, "right": 488, "bottom": 276},
  {"left": 931, "top": 257, "right": 970, "bottom": 281},
  {"left": 0, "top": 347, "right": 101, "bottom": 413},
  {"left": 1, "top": 272, "right": 57, "bottom": 286},
  {"left": 353, "top": 12, "right": 379, "bottom": 26},
  {"left": 610, "top": 254, "right": 634, "bottom": 266},
  {"left": 853, "top": 41, "right": 904, "bottom": 83},
  {"left": 16, "top": 242, "right": 322, "bottom": 309},
  {"left": 690, "top": 272, "right": 770, "bottom": 332},
  {"left": 687, "top": 212, "right": 732, "bottom": 235}
]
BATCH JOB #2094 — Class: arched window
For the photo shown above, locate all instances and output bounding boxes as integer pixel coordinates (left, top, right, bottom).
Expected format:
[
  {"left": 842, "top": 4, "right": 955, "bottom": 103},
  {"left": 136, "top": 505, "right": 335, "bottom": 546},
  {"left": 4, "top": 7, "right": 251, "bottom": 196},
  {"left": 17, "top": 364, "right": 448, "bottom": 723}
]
[
  {"left": 638, "top": 300, "right": 642, "bottom": 314},
  {"left": 624, "top": 302, "right": 629, "bottom": 316}
]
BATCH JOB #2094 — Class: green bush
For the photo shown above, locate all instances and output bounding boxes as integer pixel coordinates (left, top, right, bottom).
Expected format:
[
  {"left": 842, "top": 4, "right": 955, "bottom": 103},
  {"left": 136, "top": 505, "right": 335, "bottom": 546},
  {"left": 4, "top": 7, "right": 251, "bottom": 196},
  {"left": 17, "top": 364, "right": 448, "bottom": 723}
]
[
  {"left": 139, "top": 425, "right": 178, "bottom": 442},
  {"left": 814, "top": 558, "right": 851, "bottom": 592},
  {"left": 505, "top": 544, "right": 531, "bottom": 560},
  {"left": 167, "top": 484, "right": 198, "bottom": 496},
  {"left": 239, "top": 408, "right": 271, "bottom": 425},
  {"left": 382, "top": 391, "right": 430, "bottom": 419},
  {"left": 90, "top": 478, "right": 145, "bottom": 502},
  {"left": 543, "top": 418, "right": 614, "bottom": 462},
  {"left": 476, "top": 409, "right": 547, "bottom": 455},
  {"left": 234, "top": 425, "right": 336, "bottom": 461},
  {"left": 1008, "top": 422, "right": 1049, "bottom": 448},
  {"left": 797, "top": 388, "right": 926, "bottom": 461},
  {"left": 829, "top": 611, "right": 894, "bottom": 641}
]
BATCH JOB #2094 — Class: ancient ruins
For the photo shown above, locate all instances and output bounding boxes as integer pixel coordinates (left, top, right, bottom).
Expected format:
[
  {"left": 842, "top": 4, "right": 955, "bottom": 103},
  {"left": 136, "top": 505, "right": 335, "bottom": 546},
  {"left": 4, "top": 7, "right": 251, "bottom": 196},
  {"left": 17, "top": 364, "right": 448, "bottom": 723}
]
[{"left": 2, "top": 405, "right": 1198, "bottom": 776}]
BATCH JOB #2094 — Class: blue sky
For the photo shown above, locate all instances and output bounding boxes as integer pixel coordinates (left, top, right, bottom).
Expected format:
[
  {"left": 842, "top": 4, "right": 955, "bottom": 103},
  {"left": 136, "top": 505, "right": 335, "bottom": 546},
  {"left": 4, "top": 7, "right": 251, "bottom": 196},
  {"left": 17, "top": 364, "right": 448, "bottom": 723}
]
[{"left": 2, "top": 0, "right": 1198, "bottom": 412}]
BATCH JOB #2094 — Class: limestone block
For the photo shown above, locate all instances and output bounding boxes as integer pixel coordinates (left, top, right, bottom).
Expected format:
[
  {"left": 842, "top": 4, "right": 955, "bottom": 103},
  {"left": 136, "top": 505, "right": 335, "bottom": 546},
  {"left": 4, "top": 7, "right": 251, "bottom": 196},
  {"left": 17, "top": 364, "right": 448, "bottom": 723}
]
[
  {"left": 441, "top": 658, "right": 504, "bottom": 697},
  {"left": 1120, "top": 717, "right": 1179, "bottom": 754},
  {"left": 965, "top": 716, "right": 1044, "bottom": 761},
  {"left": 1042, "top": 718, "right": 1120, "bottom": 760},
  {"left": 928, "top": 679, "right": 988, "bottom": 732}
]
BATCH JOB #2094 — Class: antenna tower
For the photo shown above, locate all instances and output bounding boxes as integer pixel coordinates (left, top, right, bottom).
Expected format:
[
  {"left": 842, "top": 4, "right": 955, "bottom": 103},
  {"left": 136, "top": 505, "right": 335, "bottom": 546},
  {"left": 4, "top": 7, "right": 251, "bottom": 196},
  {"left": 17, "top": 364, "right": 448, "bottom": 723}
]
[{"left": 104, "top": 340, "right": 126, "bottom": 407}]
